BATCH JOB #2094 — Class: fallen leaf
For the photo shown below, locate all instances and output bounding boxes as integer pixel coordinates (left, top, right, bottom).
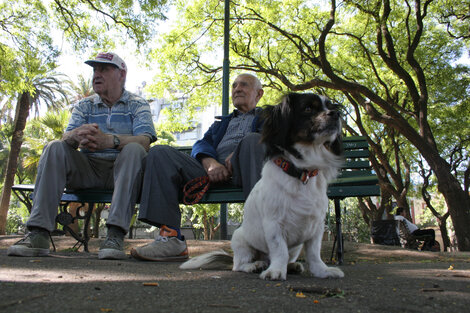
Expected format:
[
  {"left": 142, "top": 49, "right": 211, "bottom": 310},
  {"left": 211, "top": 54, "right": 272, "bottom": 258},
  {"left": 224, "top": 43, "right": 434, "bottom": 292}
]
[
  {"left": 296, "top": 292, "right": 306, "bottom": 298},
  {"left": 143, "top": 282, "right": 159, "bottom": 286}
]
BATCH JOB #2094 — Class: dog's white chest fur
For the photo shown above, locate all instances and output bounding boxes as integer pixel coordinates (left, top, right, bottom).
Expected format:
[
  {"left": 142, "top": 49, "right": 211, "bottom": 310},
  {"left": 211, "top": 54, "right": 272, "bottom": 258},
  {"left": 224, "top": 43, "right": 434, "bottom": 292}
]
[{"left": 240, "top": 160, "right": 329, "bottom": 252}]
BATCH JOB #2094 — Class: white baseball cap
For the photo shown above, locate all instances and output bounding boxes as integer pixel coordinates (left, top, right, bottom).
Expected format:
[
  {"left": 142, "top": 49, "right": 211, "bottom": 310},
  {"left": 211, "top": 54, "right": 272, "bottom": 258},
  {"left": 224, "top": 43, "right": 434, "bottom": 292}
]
[{"left": 85, "top": 52, "right": 127, "bottom": 71}]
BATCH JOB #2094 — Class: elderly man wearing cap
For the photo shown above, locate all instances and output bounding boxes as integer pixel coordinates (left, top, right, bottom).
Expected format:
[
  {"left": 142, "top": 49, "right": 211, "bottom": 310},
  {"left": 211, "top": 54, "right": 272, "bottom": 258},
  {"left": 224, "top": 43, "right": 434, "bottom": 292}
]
[{"left": 7, "top": 52, "right": 157, "bottom": 260}]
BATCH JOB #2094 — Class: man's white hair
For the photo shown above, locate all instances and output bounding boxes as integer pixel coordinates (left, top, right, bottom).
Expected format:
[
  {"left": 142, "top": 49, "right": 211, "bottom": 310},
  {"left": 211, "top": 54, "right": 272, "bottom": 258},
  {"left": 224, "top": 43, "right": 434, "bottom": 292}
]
[{"left": 237, "top": 73, "right": 262, "bottom": 90}]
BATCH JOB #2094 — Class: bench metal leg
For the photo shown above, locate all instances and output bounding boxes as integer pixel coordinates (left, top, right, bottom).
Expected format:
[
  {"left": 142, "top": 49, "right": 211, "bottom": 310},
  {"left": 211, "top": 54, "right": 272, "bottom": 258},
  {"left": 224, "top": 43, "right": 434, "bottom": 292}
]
[
  {"left": 56, "top": 201, "right": 94, "bottom": 252},
  {"left": 82, "top": 202, "right": 93, "bottom": 252},
  {"left": 334, "top": 199, "right": 343, "bottom": 265},
  {"left": 220, "top": 203, "right": 228, "bottom": 240}
]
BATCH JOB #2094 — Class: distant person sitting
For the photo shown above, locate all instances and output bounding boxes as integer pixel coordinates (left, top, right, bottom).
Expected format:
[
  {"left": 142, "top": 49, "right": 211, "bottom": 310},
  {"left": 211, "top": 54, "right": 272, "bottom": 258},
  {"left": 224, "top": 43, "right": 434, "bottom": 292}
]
[{"left": 394, "top": 207, "right": 436, "bottom": 250}]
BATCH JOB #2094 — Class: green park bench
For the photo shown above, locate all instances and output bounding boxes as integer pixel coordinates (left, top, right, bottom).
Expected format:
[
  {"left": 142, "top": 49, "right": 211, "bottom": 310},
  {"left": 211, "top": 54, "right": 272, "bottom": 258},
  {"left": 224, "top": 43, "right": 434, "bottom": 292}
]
[{"left": 11, "top": 136, "right": 380, "bottom": 264}]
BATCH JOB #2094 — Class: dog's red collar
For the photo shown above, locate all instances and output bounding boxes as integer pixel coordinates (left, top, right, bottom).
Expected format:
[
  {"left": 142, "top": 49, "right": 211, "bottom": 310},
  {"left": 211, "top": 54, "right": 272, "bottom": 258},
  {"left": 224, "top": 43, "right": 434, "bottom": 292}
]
[{"left": 273, "top": 158, "right": 319, "bottom": 184}]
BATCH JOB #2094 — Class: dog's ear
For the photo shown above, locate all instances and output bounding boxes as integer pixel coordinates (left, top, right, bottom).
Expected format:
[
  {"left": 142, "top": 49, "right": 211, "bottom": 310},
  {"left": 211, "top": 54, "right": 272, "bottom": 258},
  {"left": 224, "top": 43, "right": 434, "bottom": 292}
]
[{"left": 261, "top": 95, "right": 293, "bottom": 157}]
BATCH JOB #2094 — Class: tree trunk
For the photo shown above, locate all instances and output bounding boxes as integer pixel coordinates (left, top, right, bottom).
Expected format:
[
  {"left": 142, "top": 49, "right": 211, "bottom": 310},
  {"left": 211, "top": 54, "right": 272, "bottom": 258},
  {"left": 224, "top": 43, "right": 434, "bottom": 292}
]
[
  {"left": 92, "top": 204, "right": 105, "bottom": 238},
  {"left": 438, "top": 215, "right": 451, "bottom": 252},
  {"left": 0, "top": 92, "right": 31, "bottom": 234},
  {"left": 203, "top": 211, "right": 209, "bottom": 240},
  {"left": 435, "top": 170, "right": 470, "bottom": 251}
]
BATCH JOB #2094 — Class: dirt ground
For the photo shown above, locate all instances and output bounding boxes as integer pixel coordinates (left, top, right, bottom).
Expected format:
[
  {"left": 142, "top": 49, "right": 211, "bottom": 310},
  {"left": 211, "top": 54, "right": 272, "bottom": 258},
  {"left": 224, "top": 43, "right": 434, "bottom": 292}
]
[{"left": 0, "top": 235, "right": 469, "bottom": 313}]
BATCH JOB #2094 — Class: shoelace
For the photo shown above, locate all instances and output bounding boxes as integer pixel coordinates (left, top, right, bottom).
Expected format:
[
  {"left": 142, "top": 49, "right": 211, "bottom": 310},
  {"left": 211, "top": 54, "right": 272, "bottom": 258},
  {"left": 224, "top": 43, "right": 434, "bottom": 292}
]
[
  {"left": 104, "top": 237, "right": 123, "bottom": 249},
  {"left": 49, "top": 233, "right": 56, "bottom": 251},
  {"left": 154, "top": 235, "right": 169, "bottom": 243},
  {"left": 15, "top": 231, "right": 56, "bottom": 252},
  {"left": 14, "top": 233, "right": 32, "bottom": 245}
]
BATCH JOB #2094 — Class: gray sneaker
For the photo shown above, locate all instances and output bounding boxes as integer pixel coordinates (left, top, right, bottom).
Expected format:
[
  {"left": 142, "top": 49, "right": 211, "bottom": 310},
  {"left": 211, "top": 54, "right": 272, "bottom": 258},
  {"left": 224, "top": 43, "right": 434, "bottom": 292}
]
[
  {"left": 7, "top": 229, "right": 50, "bottom": 257},
  {"left": 98, "top": 236, "right": 127, "bottom": 260},
  {"left": 131, "top": 235, "right": 189, "bottom": 262}
]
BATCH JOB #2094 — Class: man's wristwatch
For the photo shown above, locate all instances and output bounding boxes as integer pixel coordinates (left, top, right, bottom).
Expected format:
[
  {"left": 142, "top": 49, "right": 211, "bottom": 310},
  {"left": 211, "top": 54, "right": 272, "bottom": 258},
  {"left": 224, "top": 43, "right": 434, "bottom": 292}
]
[{"left": 113, "top": 135, "right": 120, "bottom": 149}]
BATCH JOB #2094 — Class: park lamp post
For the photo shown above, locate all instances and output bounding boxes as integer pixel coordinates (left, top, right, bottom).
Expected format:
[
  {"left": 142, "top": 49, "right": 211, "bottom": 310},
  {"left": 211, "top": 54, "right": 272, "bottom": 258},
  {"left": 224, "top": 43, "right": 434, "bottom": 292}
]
[{"left": 220, "top": 0, "right": 230, "bottom": 240}]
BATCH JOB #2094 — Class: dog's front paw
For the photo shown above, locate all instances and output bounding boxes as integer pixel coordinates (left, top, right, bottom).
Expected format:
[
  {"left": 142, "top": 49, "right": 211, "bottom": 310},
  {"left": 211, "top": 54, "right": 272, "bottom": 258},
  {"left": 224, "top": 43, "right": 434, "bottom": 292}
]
[
  {"left": 236, "top": 261, "right": 268, "bottom": 273},
  {"left": 287, "top": 262, "right": 304, "bottom": 274},
  {"left": 260, "top": 267, "right": 287, "bottom": 281},
  {"left": 309, "top": 265, "right": 344, "bottom": 279}
]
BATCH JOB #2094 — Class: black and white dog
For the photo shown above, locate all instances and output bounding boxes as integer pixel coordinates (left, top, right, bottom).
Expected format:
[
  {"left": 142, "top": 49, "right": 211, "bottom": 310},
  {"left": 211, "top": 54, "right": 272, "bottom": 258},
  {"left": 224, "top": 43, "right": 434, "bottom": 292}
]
[{"left": 180, "top": 93, "right": 344, "bottom": 280}]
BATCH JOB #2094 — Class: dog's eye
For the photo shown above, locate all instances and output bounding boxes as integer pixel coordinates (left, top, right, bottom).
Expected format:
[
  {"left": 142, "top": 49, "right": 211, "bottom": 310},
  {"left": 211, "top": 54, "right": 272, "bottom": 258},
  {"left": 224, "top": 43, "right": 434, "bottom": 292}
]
[{"left": 304, "top": 107, "right": 312, "bottom": 113}]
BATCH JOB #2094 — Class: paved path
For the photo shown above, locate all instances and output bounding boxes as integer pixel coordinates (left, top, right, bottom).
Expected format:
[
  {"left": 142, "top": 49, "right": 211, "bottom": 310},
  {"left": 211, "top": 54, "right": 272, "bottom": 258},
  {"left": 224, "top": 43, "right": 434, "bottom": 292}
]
[{"left": 1, "top": 236, "right": 469, "bottom": 313}]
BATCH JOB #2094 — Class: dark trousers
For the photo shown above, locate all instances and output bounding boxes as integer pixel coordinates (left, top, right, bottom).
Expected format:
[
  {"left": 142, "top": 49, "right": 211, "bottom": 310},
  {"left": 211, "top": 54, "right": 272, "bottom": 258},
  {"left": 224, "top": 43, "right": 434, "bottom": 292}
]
[
  {"left": 138, "top": 133, "right": 265, "bottom": 229},
  {"left": 412, "top": 228, "right": 436, "bottom": 248}
]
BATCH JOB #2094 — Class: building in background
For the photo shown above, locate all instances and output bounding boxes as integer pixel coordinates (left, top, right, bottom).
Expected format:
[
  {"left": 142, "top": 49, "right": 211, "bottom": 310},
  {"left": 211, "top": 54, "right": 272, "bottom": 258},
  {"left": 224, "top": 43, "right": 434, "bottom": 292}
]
[{"left": 149, "top": 92, "right": 223, "bottom": 146}]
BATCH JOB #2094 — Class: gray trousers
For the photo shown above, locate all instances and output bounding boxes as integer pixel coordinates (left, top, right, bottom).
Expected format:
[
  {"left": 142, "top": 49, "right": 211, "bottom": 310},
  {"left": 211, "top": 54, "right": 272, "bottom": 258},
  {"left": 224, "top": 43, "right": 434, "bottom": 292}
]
[
  {"left": 138, "top": 132, "right": 266, "bottom": 228},
  {"left": 26, "top": 140, "right": 147, "bottom": 233}
]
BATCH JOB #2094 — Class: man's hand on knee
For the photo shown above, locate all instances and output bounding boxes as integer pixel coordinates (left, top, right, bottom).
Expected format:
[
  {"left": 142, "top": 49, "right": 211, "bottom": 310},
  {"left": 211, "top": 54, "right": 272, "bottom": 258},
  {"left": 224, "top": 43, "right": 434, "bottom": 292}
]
[{"left": 202, "top": 157, "right": 230, "bottom": 183}]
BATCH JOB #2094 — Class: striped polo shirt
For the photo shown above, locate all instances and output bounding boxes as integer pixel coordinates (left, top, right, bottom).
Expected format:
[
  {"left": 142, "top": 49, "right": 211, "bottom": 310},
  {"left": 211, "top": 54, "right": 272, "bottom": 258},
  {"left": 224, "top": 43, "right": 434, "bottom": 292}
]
[
  {"left": 216, "top": 108, "right": 259, "bottom": 162},
  {"left": 66, "top": 90, "right": 157, "bottom": 160}
]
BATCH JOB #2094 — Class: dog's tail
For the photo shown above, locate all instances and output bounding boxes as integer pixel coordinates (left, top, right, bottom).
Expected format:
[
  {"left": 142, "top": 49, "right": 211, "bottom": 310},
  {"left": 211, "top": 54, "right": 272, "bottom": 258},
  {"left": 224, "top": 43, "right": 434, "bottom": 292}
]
[{"left": 179, "top": 250, "right": 233, "bottom": 270}]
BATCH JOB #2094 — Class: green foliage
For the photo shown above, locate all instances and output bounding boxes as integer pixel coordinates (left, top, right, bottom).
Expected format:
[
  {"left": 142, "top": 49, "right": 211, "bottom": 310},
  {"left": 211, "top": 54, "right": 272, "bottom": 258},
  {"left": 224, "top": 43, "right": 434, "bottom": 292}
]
[
  {"left": 64, "top": 74, "right": 94, "bottom": 106},
  {"left": 416, "top": 190, "right": 447, "bottom": 228},
  {"left": 154, "top": 128, "right": 176, "bottom": 146},
  {"left": 21, "top": 110, "right": 70, "bottom": 172},
  {"left": 0, "top": 124, "right": 13, "bottom": 179},
  {"left": 342, "top": 207, "right": 371, "bottom": 244},
  {"left": 227, "top": 203, "right": 244, "bottom": 224},
  {"left": 182, "top": 203, "right": 220, "bottom": 229},
  {"left": 0, "top": 0, "right": 59, "bottom": 97},
  {"left": 433, "top": 0, "right": 470, "bottom": 40},
  {"left": 156, "top": 102, "right": 201, "bottom": 133},
  {"left": 327, "top": 198, "right": 371, "bottom": 243},
  {"left": 181, "top": 202, "right": 244, "bottom": 238},
  {"left": 48, "top": 0, "right": 170, "bottom": 50},
  {"left": 5, "top": 203, "right": 28, "bottom": 234}
]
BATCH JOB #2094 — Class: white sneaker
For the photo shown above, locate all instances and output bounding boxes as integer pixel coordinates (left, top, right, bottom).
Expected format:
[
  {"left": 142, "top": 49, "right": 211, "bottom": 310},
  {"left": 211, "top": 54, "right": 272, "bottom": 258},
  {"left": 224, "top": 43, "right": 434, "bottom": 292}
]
[{"left": 131, "top": 230, "right": 188, "bottom": 262}]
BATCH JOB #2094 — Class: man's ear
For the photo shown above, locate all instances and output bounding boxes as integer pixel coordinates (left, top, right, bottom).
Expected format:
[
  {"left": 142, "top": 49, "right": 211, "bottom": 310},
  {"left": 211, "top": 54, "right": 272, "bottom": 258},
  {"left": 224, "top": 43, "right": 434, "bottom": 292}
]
[{"left": 256, "top": 89, "right": 264, "bottom": 102}]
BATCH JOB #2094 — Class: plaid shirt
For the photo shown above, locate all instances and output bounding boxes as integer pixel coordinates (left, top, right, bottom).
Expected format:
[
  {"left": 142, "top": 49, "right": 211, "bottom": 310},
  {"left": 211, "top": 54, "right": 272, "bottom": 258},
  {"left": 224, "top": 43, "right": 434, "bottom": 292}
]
[{"left": 66, "top": 90, "right": 157, "bottom": 160}]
